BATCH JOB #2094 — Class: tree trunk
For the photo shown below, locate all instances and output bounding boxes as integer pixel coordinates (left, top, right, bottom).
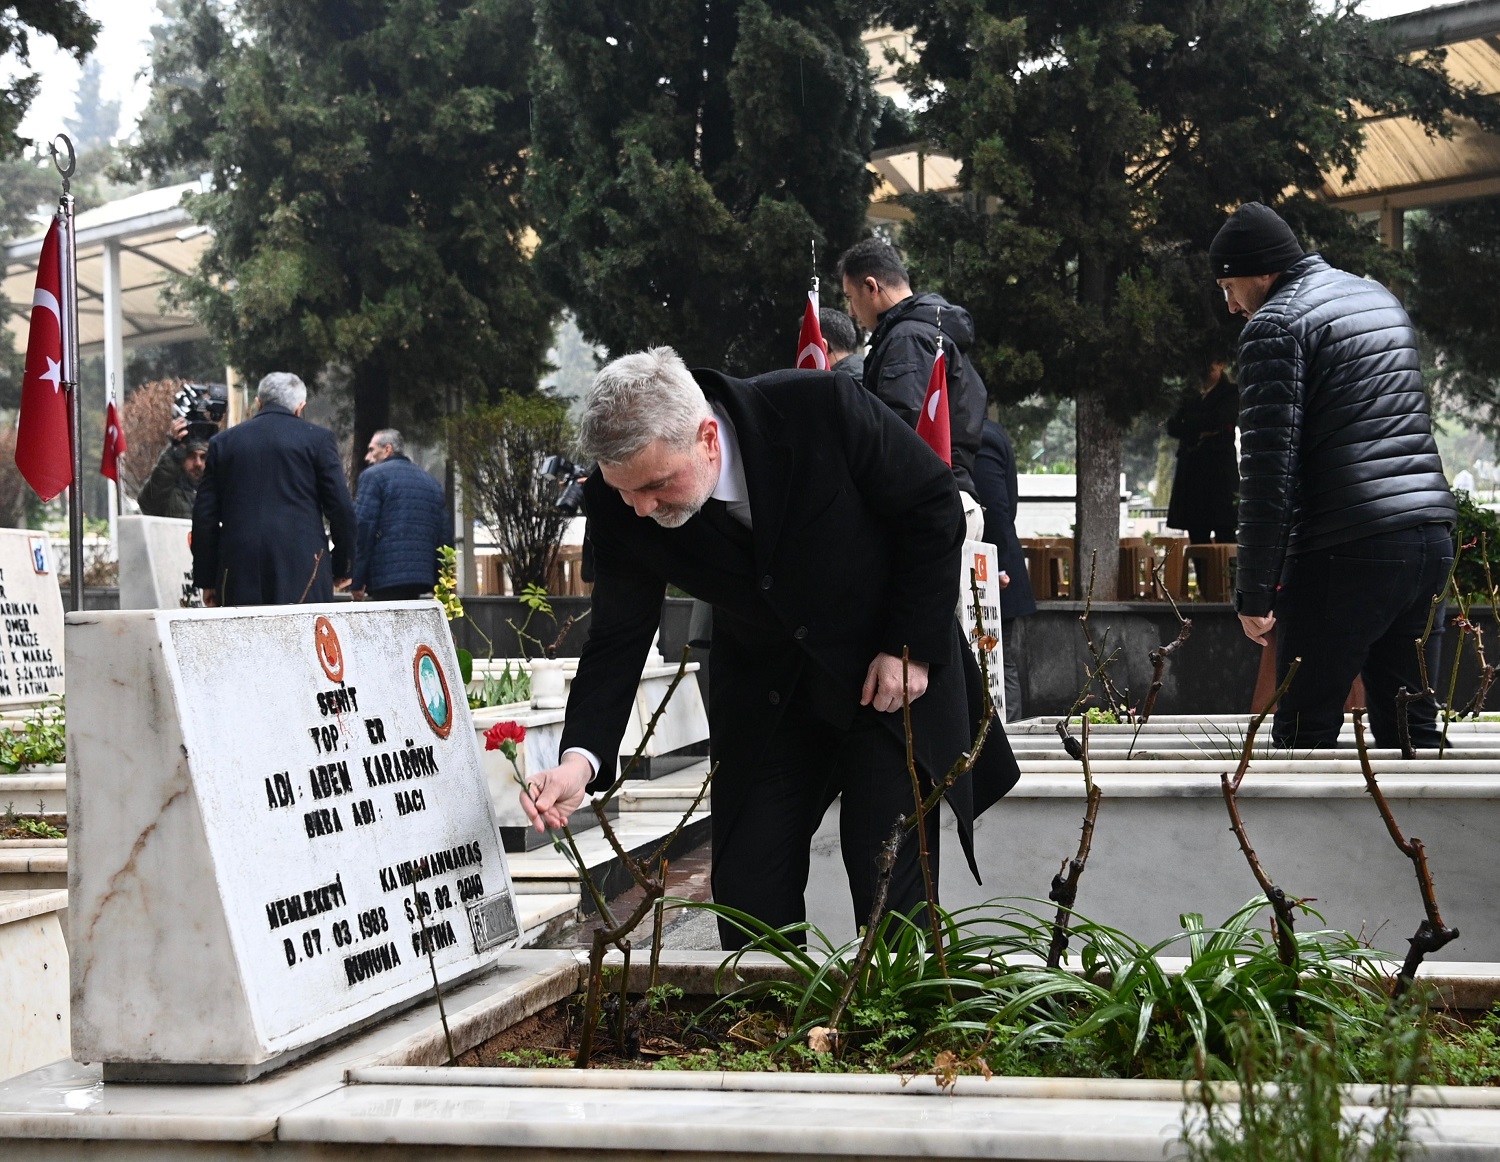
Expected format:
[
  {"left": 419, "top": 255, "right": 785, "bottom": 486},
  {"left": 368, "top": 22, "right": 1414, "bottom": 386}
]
[
  {"left": 351, "top": 362, "right": 391, "bottom": 490},
  {"left": 1075, "top": 388, "right": 1123, "bottom": 602}
]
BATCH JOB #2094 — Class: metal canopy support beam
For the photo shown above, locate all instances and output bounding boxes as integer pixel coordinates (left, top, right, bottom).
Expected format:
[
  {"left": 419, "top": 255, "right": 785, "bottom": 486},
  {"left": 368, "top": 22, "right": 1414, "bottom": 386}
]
[{"left": 102, "top": 239, "right": 124, "bottom": 556}]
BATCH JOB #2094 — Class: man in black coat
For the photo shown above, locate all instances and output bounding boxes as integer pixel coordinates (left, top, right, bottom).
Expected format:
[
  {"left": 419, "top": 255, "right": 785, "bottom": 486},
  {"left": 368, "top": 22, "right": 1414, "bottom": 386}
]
[
  {"left": 192, "top": 372, "right": 357, "bottom": 607},
  {"left": 973, "top": 418, "right": 1036, "bottom": 720},
  {"left": 1213, "top": 202, "right": 1456, "bottom": 749},
  {"left": 839, "top": 238, "right": 987, "bottom": 541},
  {"left": 521, "top": 348, "right": 1019, "bottom": 947}
]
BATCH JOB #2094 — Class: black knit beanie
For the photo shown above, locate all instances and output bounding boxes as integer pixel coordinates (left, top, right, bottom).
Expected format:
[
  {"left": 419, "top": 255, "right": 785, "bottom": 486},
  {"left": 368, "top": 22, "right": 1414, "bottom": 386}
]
[{"left": 1209, "top": 203, "right": 1304, "bottom": 278}]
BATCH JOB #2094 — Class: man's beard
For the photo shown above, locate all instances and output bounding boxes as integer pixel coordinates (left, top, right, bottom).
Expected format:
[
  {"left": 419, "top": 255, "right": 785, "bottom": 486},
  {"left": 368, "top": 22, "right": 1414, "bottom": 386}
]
[
  {"left": 648, "top": 455, "right": 717, "bottom": 528},
  {"left": 650, "top": 498, "right": 705, "bottom": 528}
]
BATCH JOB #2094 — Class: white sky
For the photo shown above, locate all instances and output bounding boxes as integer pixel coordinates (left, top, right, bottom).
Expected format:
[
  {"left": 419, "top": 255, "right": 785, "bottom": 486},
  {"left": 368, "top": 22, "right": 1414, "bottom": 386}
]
[{"left": 2, "top": 0, "right": 1458, "bottom": 151}]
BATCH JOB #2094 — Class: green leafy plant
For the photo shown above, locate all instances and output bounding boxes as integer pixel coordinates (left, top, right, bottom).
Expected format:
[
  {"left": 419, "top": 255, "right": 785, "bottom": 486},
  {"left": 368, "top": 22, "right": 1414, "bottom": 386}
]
[
  {"left": 688, "top": 896, "right": 1393, "bottom": 1082},
  {"left": 1183, "top": 998, "right": 1424, "bottom": 1161},
  {"left": 10, "top": 816, "right": 62, "bottom": 839},
  {"left": 0, "top": 701, "right": 65, "bottom": 772},
  {"left": 468, "top": 661, "right": 530, "bottom": 710}
]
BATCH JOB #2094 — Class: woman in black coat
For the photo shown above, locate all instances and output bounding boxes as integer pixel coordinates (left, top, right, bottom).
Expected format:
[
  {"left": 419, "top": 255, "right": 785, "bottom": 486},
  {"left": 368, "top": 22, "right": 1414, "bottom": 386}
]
[{"left": 1166, "top": 360, "right": 1239, "bottom": 544}]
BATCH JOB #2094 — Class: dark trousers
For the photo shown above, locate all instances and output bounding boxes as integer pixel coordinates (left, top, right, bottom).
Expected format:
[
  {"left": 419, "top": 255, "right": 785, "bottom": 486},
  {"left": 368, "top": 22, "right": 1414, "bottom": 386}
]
[
  {"left": 1001, "top": 617, "right": 1023, "bottom": 721},
  {"left": 1187, "top": 526, "right": 1234, "bottom": 545},
  {"left": 1272, "top": 523, "right": 1453, "bottom": 750},
  {"left": 710, "top": 696, "right": 939, "bottom": 951},
  {"left": 368, "top": 584, "right": 429, "bottom": 601}
]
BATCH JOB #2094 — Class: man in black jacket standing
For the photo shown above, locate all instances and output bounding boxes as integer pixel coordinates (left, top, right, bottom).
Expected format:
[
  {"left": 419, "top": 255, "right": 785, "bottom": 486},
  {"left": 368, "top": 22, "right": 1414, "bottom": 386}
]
[
  {"left": 1213, "top": 202, "right": 1456, "bottom": 749},
  {"left": 192, "top": 372, "right": 357, "bottom": 607},
  {"left": 520, "top": 348, "right": 1018, "bottom": 947},
  {"left": 838, "top": 239, "right": 987, "bottom": 541}
]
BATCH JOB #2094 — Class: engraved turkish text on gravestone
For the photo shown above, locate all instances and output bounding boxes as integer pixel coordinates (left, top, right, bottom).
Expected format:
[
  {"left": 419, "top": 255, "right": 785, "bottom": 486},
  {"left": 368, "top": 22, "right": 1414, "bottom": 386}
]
[
  {"left": 163, "top": 606, "right": 516, "bottom": 1045},
  {"left": 0, "top": 530, "right": 64, "bottom": 702}
]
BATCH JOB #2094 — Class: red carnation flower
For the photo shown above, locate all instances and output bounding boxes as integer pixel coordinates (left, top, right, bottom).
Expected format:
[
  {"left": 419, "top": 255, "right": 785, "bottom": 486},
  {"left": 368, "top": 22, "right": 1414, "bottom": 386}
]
[{"left": 484, "top": 720, "right": 526, "bottom": 753}]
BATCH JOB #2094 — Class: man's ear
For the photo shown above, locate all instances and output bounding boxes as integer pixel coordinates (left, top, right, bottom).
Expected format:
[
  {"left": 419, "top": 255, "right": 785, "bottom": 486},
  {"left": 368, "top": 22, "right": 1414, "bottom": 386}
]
[
  {"left": 294, "top": 401, "right": 308, "bottom": 417},
  {"left": 700, "top": 416, "right": 720, "bottom": 456}
]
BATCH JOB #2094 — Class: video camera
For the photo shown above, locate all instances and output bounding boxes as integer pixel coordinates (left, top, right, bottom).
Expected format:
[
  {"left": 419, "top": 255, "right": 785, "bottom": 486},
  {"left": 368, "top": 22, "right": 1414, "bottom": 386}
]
[
  {"left": 540, "top": 454, "right": 591, "bottom": 515},
  {"left": 172, "top": 382, "right": 229, "bottom": 444}
]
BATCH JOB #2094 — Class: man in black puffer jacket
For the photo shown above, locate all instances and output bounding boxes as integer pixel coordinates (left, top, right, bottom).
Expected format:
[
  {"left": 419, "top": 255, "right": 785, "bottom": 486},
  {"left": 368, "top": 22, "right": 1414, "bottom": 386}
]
[
  {"left": 1213, "top": 202, "right": 1456, "bottom": 749},
  {"left": 839, "top": 238, "right": 986, "bottom": 541}
]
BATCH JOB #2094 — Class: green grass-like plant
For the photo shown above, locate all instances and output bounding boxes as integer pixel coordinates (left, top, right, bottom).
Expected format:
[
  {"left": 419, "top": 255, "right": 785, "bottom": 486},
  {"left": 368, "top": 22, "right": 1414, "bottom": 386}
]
[
  {"left": 685, "top": 895, "right": 1394, "bottom": 1080},
  {"left": 0, "top": 701, "right": 65, "bottom": 772}
]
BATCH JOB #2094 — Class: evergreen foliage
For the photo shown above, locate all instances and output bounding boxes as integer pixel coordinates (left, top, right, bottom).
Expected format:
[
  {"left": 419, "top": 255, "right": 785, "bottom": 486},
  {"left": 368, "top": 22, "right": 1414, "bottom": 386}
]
[
  {"left": 1409, "top": 196, "right": 1500, "bottom": 437},
  {"left": 0, "top": 1, "right": 98, "bottom": 158},
  {"left": 879, "top": 0, "right": 1500, "bottom": 568},
  {"left": 529, "top": 0, "right": 883, "bottom": 374},
  {"left": 126, "top": 0, "right": 555, "bottom": 469}
]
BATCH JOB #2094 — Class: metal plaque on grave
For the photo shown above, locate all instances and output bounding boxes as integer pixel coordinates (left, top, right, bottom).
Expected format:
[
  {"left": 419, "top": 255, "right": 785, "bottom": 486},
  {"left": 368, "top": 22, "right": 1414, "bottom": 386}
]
[
  {"left": 67, "top": 602, "right": 516, "bottom": 1081},
  {"left": 961, "top": 539, "right": 1005, "bottom": 719}
]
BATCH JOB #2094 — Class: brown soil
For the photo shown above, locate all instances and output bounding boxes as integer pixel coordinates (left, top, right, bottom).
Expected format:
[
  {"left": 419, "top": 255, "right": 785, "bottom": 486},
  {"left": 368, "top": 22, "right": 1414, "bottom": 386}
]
[
  {"left": 0, "top": 813, "right": 66, "bottom": 839},
  {"left": 457, "top": 995, "right": 805, "bottom": 1070}
]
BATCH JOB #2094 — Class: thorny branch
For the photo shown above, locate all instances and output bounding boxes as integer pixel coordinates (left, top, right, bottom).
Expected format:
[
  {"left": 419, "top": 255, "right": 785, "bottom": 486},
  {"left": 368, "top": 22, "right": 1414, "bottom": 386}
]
[
  {"left": 1078, "top": 550, "right": 1133, "bottom": 723},
  {"left": 514, "top": 644, "right": 712, "bottom": 1067},
  {"left": 1047, "top": 712, "right": 1103, "bottom": 969},
  {"left": 830, "top": 571, "right": 1000, "bottom": 1043},
  {"left": 1395, "top": 553, "right": 1457, "bottom": 758},
  {"left": 1351, "top": 709, "right": 1459, "bottom": 997},
  {"left": 903, "top": 647, "right": 951, "bottom": 987},
  {"left": 1138, "top": 560, "right": 1193, "bottom": 727},
  {"left": 1221, "top": 658, "right": 1304, "bottom": 974}
]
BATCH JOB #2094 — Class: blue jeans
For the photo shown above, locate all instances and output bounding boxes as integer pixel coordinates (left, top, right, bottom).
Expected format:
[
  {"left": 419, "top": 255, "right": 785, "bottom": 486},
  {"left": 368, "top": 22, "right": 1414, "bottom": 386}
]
[{"left": 1272, "top": 523, "right": 1454, "bottom": 750}]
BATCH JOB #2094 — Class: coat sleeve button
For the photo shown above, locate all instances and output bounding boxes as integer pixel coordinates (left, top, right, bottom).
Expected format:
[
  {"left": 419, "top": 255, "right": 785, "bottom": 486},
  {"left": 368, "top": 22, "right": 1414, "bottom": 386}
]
[
  {"left": 768, "top": 690, "right": 781, "bottom": 705},
  {"left": 760, "top": 575, "right": 773, "bottom": 590},
  {"left": 793, "top": 626, "right": 807, "bottom": 640}
]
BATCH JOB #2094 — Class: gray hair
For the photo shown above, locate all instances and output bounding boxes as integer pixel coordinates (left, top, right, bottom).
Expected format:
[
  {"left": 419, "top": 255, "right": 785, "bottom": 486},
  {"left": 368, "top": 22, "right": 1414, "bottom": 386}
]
[
  {"left": 256, "top": 372, "right": 307, "bottom": 411},
  {"left": 372, "top": 428, "right": 404, "bottom": 455},
  {"left": 578, "top": 347, "right": 711, "bottom": 464}
]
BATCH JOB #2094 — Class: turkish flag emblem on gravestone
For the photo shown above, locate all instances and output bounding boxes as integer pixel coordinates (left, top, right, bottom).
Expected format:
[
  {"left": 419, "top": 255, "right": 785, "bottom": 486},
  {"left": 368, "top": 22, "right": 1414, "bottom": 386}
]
[
  {"left": 915, "top": 346, "right": 952, "bottom": 466},
  {"left": 16, "top": 218, "right": 72, "bottom": 501}
]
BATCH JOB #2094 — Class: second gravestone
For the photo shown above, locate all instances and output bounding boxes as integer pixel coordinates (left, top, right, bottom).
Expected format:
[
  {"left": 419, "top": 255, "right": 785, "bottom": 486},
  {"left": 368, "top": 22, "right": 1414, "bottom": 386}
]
[
  {"left": 67, "top": 602, "right": 518, "bottom": 1081},
  {"left": 117, "top": 514, "right": 202, "bottom": 609}
]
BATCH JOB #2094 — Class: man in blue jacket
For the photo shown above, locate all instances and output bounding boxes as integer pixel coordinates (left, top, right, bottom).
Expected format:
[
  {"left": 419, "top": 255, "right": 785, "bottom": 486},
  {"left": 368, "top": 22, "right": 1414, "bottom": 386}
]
[
  {"left": 351, "top": 429, "right": 451, "bottom": 601},
  {"left": 192, "top": 372, "right": 356, "bottom": 606}
]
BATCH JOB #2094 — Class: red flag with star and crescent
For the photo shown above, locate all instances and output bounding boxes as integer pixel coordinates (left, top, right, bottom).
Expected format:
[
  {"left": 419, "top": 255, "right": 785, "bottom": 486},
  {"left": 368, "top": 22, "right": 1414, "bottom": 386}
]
[
  {"left": 100, "top": 380, "right": 126, "bottom": 483},
  {"left": 915, "top": 346, "right": 952, "bottom": 466},
  {"left": 794, "top": 288, "right": 828, "bottom": 370},
  {"left": 16, "top": 218, "right": 72, "bottom": 501}
]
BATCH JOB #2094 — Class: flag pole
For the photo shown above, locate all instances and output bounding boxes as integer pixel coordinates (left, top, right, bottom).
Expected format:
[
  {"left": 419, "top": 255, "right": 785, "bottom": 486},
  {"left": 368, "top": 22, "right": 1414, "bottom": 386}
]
[{"left": 51, "top": 135, "right": 82, "bottom": 613}]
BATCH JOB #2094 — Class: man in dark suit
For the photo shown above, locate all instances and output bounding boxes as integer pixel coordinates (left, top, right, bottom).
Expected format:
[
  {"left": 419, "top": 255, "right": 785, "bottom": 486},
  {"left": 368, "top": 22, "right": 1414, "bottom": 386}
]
[
  {"left": 192, "top": 372, "right": 357, "bottom": 607},
  {"left": 973, "top": 418, "right": 1036, "bottom": 720},
  {"left": 522, "top": 348, "right": 1018, "bottom": 947}
]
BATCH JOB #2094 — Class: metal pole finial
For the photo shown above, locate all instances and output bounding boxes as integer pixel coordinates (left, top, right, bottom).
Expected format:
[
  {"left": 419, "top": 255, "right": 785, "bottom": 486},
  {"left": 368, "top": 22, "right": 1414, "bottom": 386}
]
[{"left": 49, "top": 134, "right": 75, "bottom": 193}]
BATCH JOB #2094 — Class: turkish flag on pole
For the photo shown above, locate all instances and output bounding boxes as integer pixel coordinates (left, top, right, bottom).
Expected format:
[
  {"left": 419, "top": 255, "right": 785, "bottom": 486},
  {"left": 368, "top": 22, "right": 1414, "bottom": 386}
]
[
  {"left": 16, "top": 218, "right": 72, "bottom": 501},
  {"left": 100, "top": 382, "right": 126, "bottom": 483},
  {"left": 915, "top": 346, "right": 952, "bottom": 466},
  {"left": 795, "top": 287, "right": 828, "bottom": 370}
]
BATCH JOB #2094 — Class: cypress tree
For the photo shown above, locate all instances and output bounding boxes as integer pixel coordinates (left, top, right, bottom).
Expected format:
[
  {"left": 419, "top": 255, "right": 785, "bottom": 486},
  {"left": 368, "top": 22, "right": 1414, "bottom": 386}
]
[{"left": 529, "top": 0, "right": 883, "bottom": 374}]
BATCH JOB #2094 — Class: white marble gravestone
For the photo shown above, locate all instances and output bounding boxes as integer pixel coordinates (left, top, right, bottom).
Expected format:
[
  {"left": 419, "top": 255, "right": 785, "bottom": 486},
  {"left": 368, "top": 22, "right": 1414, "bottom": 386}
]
[
  {"left": 117, "top": 514, "right": 202, "bottom": 609},
  {"left": 0, "top": 529, "right": 64, "bottom": 706},
  {"left": 961, "top": 539, "right": 1005, "bottom": 719},
  {"left": 66, "top": 602, "right": 517, "bottom": 1081}
]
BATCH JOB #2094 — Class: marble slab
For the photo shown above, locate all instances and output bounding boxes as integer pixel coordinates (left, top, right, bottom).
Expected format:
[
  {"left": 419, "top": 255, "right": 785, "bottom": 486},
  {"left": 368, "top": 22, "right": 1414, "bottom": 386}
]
[
  {"left": 66, "top": 603, "right": 519, "bottom": 1080},
  {"left": 0, "top": 889, "right": 68, "bottom": 1082},
  {"left": 116, "top": 515, "right": 202, "bottom": 610},
  {"left": 0, "top": 530, "right": 64, "bottom": 707}
]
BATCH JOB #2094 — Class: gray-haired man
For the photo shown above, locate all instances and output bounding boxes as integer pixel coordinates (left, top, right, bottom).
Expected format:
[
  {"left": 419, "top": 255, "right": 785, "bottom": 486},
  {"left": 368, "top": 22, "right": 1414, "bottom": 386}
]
[
  {"left": 191, "top": 372, "right": 357, "bottom": 606},
  {"left": 520, "top": 347, "right": 1019, "bottom": 948}
]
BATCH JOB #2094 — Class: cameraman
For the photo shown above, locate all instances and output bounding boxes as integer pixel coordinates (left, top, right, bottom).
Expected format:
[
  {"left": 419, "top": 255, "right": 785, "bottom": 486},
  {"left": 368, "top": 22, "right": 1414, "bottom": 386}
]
[{"left": 137, "top": 417, "right": 208, "bottom": 520}]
